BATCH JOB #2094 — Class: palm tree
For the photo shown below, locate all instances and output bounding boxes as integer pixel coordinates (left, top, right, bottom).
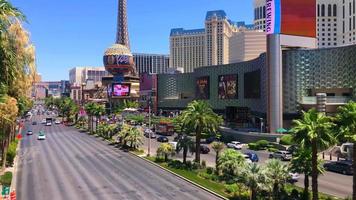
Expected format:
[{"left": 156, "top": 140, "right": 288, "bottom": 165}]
[
  {"left": 157, "top": 143, "right": 174, "bottom": 162},
  {"left": 211, "top": 141, "right": 225, "bottom": 172},
  {"left": 117, "top": 124, "right": 131, "bottom": 147},
  {"left": 265, "top": 159, "right": 289, "bottom": 200},
  {"left": 336, "top": 101, "right": 356, "bottom": 200},
  {"left": 84, "top": 102, "right": 96, "bottom": 133},
  {"left": 126, "top": 127, "right": 143, "bottom": 149},
  {"left": 290, "top": 108, "right": 336, "bottom": 200},
  {"left": 181, "top": 100, "right": 223, "bottom": 163},
  {"left": 176, "top": 135, "right": 194, "bottom": 164},
  {"left": 242, "top": 163, "right": 266, "bottom": 200},
  {"left": 93, "top": 104, "right": 105, "bottom": 133},
  {"left": 218, "top": 149, "right": 246, "bottom": 180}
]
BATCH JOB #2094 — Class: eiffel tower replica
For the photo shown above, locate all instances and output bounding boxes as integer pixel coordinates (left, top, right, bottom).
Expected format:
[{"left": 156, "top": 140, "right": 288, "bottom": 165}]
[{"left": 103, "top": 0, "right": 140, "bottom": 104}]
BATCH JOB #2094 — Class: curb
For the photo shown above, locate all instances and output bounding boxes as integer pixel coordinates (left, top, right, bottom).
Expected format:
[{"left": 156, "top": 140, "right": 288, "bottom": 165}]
[
  {"left": 10, "top": 127, "right": 22, "bottom": 191},
  {"left": 129, "top": 152, "right": 228, "bottom": 200}
]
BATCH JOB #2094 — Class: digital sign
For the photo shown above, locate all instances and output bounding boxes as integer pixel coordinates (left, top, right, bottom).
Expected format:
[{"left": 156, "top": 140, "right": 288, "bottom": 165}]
[
  {"left": 112, "top": 83, "right": 131, "bottom": 97},
  {"left": 218, "top": 75, "right": 238, "bottom": 99},
  {"left": 196, "top": 77, "right": 210, "bottom": 100},
  {"left": 266, "top": 0, "right": 316, "bottom": 38}
]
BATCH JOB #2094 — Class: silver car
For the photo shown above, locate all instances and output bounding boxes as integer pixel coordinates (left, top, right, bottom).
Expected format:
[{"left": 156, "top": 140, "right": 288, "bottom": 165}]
[{"left": 269, "top": 151, "right": 292, "bottom": 161}]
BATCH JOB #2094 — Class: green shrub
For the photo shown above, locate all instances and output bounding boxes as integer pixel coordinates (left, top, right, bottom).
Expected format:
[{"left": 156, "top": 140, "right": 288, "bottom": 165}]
[
  {"left": 268, "top": 147, "right": 278, "bottom": 152},
  {"left": 0, "top": 172, "right": 12, "bottom": 186},
  {"left": 248, "top": 143, "right": 258, "bottom": 150},
  {"left": 225, "top": 184, "right": 238, "bottom": 194},
  {"left": 6, "top": 140, "right": 18, "bottom": 167},
  {"left": 206, "top": 167, "right": 214, "bottom": 174},
  {"left": 168, "top": 160, "right": 184, "bottom": 169},
  {"left": 256, "top": 140, "right": 269, "bottom": 149},
  {"left": 280, "top": 134, "right": 294, "bottom": 145}
]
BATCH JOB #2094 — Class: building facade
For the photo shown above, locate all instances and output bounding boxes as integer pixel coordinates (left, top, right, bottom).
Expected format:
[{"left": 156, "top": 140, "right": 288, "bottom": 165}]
[
  {"left": 157, "top": 44, "right": 356, "bottom": 129},
  {"left": 170, "top": 10, "right": 264, "bottom": 73},
  {"left": 69, "top": 67, "right": 110, "bottom": 86},
  {"left": 253, "top": 0, "right": 356, "bottom": 48},
  {"left": 133, "top": 53, "right": 170, "bottom": 74}
]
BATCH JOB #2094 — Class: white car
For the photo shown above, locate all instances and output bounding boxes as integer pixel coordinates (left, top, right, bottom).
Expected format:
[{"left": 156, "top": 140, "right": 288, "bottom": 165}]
[
  {"left": 55, "top": 120, "right": 61, "bottom": 124},
  {"left": 227, "top": 141, "right": 243, "bottom": 150},
  {"left": 288, "top": 172, "right": 300, "bottom": 183},
  {"left": 37, "top": 133, "right": 46, "bottom": 140},
  {"left": 169, "top": 142, "right": 178, "bottom": 150},
  {"left": 27, "top": 130, "right": 33, "bottom": 135},
  {"left": 41, "top": 119, "right": 46, "bottom": 124},
  {"left": 46, "top": 122, "right": 52, "bottom": 126}
]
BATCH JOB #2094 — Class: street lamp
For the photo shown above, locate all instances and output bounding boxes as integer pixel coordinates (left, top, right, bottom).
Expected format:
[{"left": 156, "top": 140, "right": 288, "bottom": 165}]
[{"left": 259, "top": 117, "right": 264, "bottom": 133}]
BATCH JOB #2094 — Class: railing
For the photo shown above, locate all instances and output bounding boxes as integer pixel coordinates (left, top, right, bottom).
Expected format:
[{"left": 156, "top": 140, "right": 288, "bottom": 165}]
[{"left": 301, "top": 96, "right": 351, "bottom": 104}]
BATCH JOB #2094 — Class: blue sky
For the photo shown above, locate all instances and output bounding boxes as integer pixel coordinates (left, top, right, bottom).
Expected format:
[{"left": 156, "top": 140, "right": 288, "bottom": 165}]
[{"left": 10, "top": 0, "right": 253, "bottom": 81}]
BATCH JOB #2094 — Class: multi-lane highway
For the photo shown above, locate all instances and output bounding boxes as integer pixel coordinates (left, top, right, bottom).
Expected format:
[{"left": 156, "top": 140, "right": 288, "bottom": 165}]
[{"left": 16, "top": 116, "right": 222, "bottom": 200}]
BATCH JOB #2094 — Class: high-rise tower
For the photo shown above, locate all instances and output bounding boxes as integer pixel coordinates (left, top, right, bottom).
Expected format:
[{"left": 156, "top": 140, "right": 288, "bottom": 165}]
[{"left": 104, "top": 0, "right": 135, "bottom": 77}]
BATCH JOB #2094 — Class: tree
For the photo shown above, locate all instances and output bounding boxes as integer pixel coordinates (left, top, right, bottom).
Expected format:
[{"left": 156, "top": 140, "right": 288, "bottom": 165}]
[
  {"left": 265, "top": 159, "right": 289, "bottom": 200},
  {"left": 290, "top": 148, "right": 325, "bottom": 199},
  {"left": 218, "top": 149, "right": 246, "bottom": 180},
  {"left": 290, "top": 109, "right": 336, "bottom": 200},
  {"left": 117, "top": 124, "right": 131, "bottom": 147},
  {"left": 126, "top": 127, "right": 143, "bottom": 149},
  {"left": 92, "top": 104, "right": 105, "bottom": 133},
  {"left": 84, "top": 102, "right": 96, "bottom": 133},
  {"left": 336, "top": 101, "right": 356, "bottom": 200},
  {"left": 241, "top": 163, "right": 266, "bottom": 200},
  {"left": 157, "top": 143, "right": 174, "bottom": 162},
  {"left": 181, "top": 100, "right": 223, "bottom": 163},
  {"left": 211, "top": 141, "right": 225, "bottom": 172},
  {"left": 176, "top": 135, "right": 194, "bottom": 164}
]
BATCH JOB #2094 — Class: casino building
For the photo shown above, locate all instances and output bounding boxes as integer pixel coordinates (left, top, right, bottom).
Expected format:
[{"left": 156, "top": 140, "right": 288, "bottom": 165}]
[{"left": 149, "top": 44, "right": 356, "bottom": 130}]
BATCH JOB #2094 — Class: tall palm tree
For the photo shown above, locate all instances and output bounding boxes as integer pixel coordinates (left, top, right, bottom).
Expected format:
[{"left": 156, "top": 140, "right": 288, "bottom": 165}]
[
  {"left": 84, "top": 102, "right": 96, "bottom": 133},
  {"left": 126, "top": 127, "right": 143, "bottom": 149},
  {"left": 291, "top": 109, "right": 336, "bottom": 200},
  {"left": 211, "top": 141, "right": 225, "bottom": 172},
  {"left": 336, "top": 101, "right": 356, "bottom": 200},
  {"left": 176, "top": 135, "right": 194, "bottom": 164},
  {"left": 218, "top": 149, "right": 246, "bottom": 180},
  {"left": 93, "top": 104, "right": 105, "bottom": 133},
  {"left": 157, "top": 143, "right": 174, "bottom": 162},
  {"left": 265, "top": 159, "right": 289, "bottom": 200},
  {"left": 242, "top": 163, "right": 266, "bottom": 200},
  {"left": 181, "top": 100, "right": 223, "bottom": 163},
  {"left": 118, "top": 124, "right": 131, "bottom": 147}
]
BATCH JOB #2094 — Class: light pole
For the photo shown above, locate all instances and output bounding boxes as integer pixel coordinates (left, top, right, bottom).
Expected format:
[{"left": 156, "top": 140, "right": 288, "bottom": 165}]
[
  {"left": 259, "top": 117, "right": 264, "bottom": 133},
  {"left": 147, "top": 94, "right": 152, "bottom": 157}
]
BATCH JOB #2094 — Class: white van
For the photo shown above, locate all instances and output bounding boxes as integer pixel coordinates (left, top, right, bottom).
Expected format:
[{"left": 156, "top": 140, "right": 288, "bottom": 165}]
[{"left": 168, "top": 142, "right": 178, "bottom": 150}]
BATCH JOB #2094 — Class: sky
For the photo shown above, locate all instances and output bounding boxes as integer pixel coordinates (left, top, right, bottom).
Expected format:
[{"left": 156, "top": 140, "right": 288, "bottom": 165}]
[{"left": 10, "top": 0, "right": 254, "bottom": 81}]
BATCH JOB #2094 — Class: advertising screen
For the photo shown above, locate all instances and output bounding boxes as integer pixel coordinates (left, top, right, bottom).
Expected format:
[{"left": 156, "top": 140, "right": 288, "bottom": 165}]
[
  {"left": 244, "top": 70, "right": 261, "bottom": 99},
  {"left": 218, "top": 74, "right": 238, "bottom": 99},
  {"left": 266, "top": 0, "right": 316, "bottom": 38},
  {"left": 112, "top": 83, "right": 131, "bottom": 97},
  {"left": 196, "top": 77, "right": 210, "bottom": 99}
]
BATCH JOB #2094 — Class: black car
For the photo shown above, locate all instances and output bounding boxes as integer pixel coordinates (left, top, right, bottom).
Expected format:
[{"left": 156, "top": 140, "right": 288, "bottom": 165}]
[
  {"left": 324, "top": 160, "right": 353, "bottom": 175},
  {"left": 205, "top": 136, "right": 218, "bottom": 144},
  {"left": 157, "top": 136, "right": 169, "bottom": 143},
  {"left": 200, "top": 145, "right": 210, "bottom": 154},
  {"left": 32, "top": 121, "right": 37, "bottom": 125}
]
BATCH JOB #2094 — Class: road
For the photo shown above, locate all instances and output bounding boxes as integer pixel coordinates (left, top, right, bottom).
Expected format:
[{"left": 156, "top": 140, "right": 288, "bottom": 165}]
[
  {"left": 142, "top": 134, "right": 353, "bottom": 198},
  {"left": 16, "top": 116, "right": 222, "bottom": 200}
]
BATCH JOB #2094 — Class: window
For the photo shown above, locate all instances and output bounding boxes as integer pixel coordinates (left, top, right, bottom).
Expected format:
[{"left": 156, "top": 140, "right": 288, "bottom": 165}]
[
  {"left": 333, "top": 4, "right": 337, "bottom": 16},
  {"left": 328, "top": 4, "right": 332, "bottom": 16},
  {"left": 322, "top": 4, "right": 325, "bottom": 16},
  {"left": 318, "top": 4, "right": 320, "bottom": 16},
  {"left": 343, "top": 6, "right": 345, "bottom": 18}
]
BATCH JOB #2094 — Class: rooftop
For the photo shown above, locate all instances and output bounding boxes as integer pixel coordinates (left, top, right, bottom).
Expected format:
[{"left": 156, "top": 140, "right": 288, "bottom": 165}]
[
  {"left": 170, "top": 28, "right": 205, "bottom": 36},
  {"left": 205, "top": 10, "right": 227, "bottom": 21}
]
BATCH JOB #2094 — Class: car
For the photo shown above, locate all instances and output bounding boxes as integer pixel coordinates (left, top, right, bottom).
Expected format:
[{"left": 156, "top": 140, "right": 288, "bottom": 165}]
[
  {"left": 55, "top": 120, "right": 61, "bottom": 124},
  {"left": 173, "top": 135, "right": 184, "bottom": 142},
  {"left": 200, "top": 145, "right": 210, "bottom": 154},
  {"left": 269, "top": 151, "right": 292, "bottom": 161},
  {"left": 323, "top": 160, "right": 353, "bottom": 175},
  {"left": 227, "top": 141, "right": 242, "bottom": 150},
  {"left": 205, "top": 136, "right": 218, "bottom": 144},
  {"left": 243, "top": 154, "right": 252, "bottom": 163},
  {"left": 37, "top": 132, "right": 46, "bottom": 140},
  {"left": 46, "top": 122, "right": 52, "bottom": 126},
  {"left": 41, "top": 119, "right": 46, "bottom": 124},
  {"left": 144, "top": 131, "right": 156, "bottom": 139},
  {"left": 288, "top": 172, "right": 300, "bottom": 183},
  {"left": 245, "top": 152, "right": 259, "bottom": 162},
  {"left": 32, "top": 121, "right": 37, "bottom": 125},
  {"left": 27, "top": 130, "right": 33, "bottom": 135},
  {"left": 157, "top": 136, "right": 169, "bottom": 143}
]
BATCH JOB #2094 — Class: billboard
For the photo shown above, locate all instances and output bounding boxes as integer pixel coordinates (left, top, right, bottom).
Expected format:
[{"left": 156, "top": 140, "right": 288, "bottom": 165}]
[
  {"left": 218, "top": 74, "right": 238, "bottom": 99},
  {"left": 266, "top": 0, "right": 316, "bottom": 38},
  {"left": 196, "top": 77, "right": 210, "bottom": 99},
  {"left": 112, "top": 83, "right": 131, "bottom": 97}
]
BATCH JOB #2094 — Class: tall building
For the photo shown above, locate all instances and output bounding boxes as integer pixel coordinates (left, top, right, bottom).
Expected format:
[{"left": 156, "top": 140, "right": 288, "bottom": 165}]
[
  {"left": 253, "top": 0, "right": 356, "bottom": 48},
  {"left": 170, "top": 10, "right": 265, "bottom": 73},
  {"left": 133, "top": 53, "right": 170, "bottom": 74},
  {"left": 69, "top": 67, "right": 110, "bottom": 86}
]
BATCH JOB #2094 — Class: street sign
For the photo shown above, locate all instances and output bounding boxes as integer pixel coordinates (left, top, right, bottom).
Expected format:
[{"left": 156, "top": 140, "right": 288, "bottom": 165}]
[{"left": 2, "top": 186, "right": 9, "bottom": 196}]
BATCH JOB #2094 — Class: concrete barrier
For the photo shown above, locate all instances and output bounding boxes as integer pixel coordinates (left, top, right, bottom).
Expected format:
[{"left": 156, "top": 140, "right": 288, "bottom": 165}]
[{"left": 219, "top": 126, "right": 283, "bottom": 143}]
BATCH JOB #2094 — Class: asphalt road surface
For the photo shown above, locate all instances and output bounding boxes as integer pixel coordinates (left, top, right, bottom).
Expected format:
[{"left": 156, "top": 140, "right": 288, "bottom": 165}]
[{"left": 16, "top": 116, "right": 222, "bottom": 200}]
